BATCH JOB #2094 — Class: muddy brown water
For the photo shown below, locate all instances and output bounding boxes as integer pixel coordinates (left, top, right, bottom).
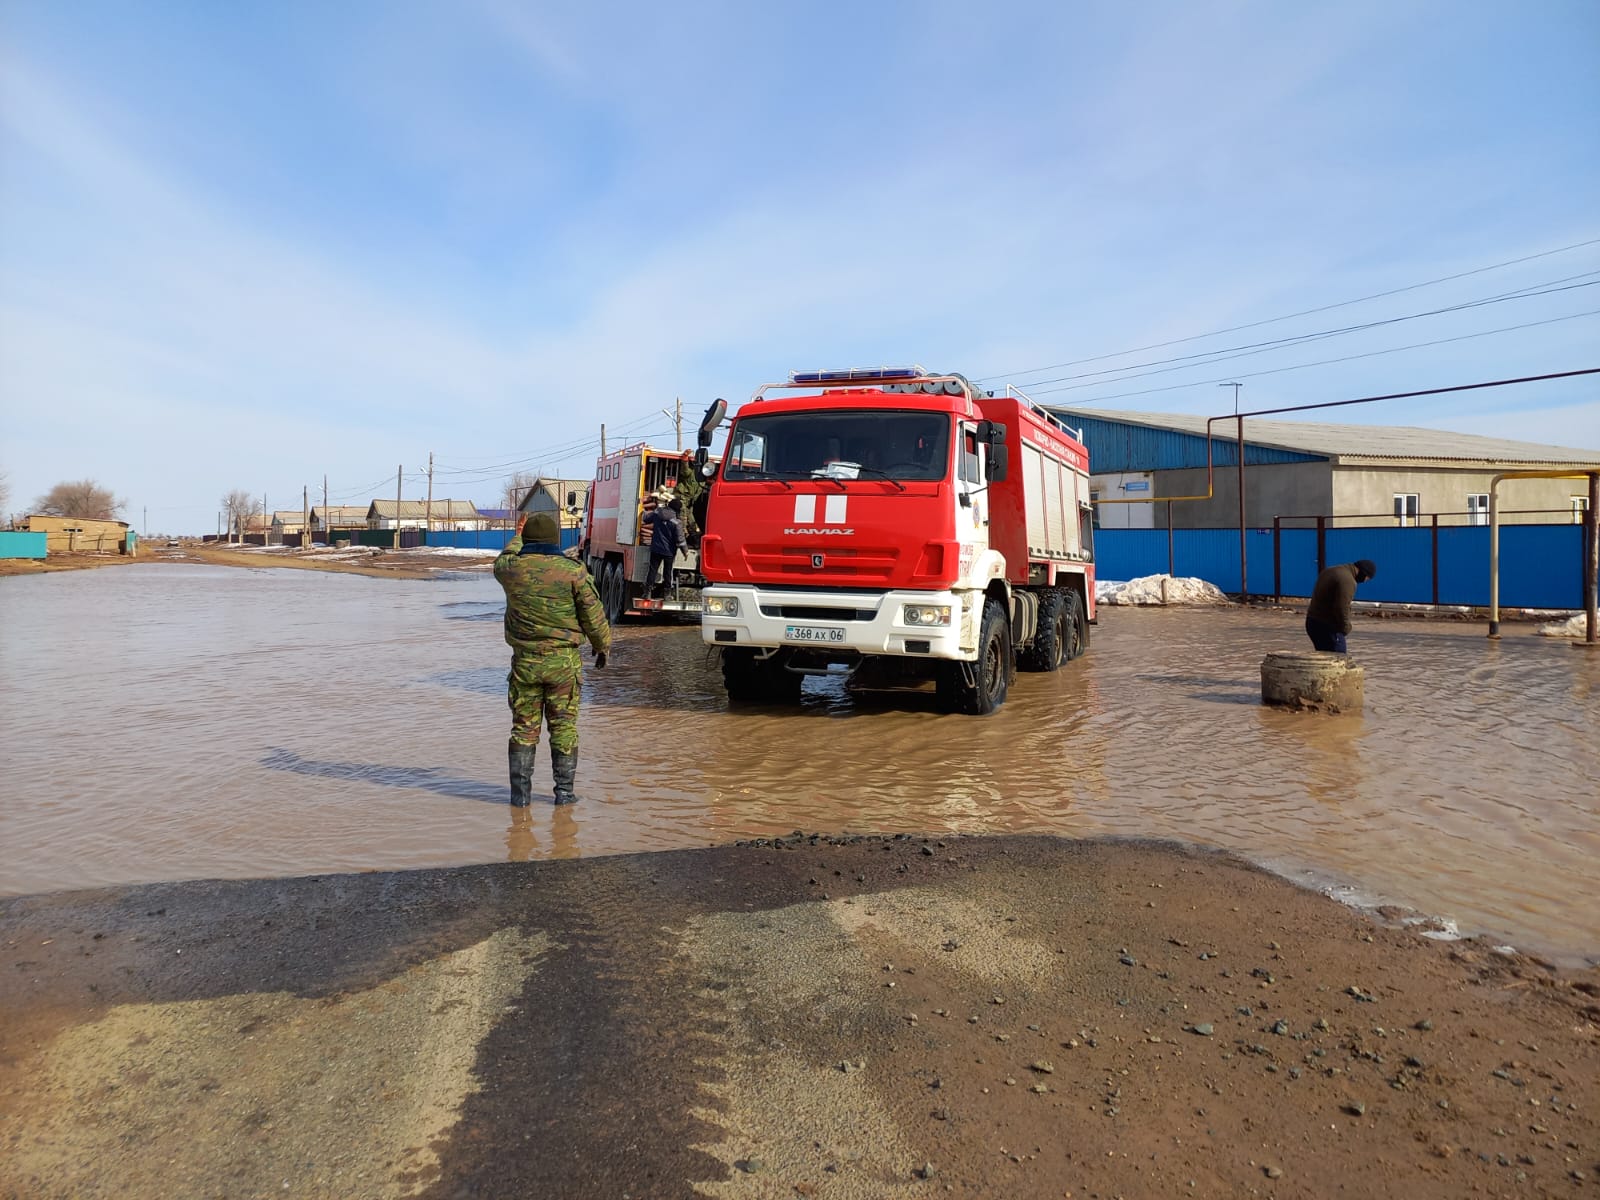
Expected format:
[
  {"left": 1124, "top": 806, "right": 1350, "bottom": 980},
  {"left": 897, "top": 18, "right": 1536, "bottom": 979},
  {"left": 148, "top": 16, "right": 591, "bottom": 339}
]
[{"left": 2, "top": 563, "right": 1596, "bottom": 964}]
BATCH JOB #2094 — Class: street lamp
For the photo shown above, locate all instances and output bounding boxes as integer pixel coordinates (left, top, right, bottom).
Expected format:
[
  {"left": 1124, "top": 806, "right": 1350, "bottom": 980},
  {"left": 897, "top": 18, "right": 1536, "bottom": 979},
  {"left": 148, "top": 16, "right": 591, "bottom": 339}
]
[{"left": 1219, "top": 381, "right": 1242, "bottom": 414}]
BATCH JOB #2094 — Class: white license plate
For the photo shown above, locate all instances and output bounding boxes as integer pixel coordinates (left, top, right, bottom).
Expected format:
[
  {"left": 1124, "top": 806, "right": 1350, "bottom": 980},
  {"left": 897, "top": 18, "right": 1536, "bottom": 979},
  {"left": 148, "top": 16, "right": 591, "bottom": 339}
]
[{"left": 784, "top": 624, "right": 846, "bottom": 643}]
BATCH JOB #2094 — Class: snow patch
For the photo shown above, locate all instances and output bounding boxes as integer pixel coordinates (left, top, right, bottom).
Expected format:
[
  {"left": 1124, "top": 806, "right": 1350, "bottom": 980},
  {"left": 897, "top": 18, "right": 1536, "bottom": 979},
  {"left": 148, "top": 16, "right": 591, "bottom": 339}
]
[
  {"left": 1536, "top": 612, "right": 1592, "bottom": 638},
  {"left": 1096, "top": 574, "right": 1231, "bottom": 606}
]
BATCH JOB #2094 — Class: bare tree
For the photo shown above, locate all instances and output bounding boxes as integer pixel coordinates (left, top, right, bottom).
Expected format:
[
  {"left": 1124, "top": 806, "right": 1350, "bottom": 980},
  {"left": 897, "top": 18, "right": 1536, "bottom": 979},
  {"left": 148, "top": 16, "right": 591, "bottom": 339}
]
[
  {"left": 0, "top": 468, "right": 9, "bottom": 523},
  {"left": 501, "top": 471, "right": 541, "bottom": 527},
  {"left": 34, "top": 479, "right": 125, "bottom": 520},
  {"left": 221, "top": 489, "right": 260, "bottom": 543}
]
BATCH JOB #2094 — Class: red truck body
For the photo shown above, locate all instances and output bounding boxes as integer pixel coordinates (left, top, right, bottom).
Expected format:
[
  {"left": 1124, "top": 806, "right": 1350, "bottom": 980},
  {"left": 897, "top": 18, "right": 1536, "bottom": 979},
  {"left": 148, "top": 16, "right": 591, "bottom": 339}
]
[
  {"left": 698, "top": 368, "right": 1095, "bottom": 713},
  {"left": 581, "top": 442, "right": 705, "bottom": 622}
]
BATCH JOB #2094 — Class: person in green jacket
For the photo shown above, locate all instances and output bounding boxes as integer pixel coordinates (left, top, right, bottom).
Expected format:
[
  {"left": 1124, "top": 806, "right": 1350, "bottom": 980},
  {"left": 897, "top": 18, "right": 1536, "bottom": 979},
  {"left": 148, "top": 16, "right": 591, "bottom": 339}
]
[{"left": 494, "top": 510, "right": 610, "bottom": 805}]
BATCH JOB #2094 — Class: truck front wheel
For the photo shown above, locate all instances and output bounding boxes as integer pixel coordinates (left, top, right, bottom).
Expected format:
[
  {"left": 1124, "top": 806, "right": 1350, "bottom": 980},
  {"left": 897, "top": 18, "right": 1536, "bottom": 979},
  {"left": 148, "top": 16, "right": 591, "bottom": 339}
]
[{"left": 948, "top": 598, "right": 1011, "bottom": 715}]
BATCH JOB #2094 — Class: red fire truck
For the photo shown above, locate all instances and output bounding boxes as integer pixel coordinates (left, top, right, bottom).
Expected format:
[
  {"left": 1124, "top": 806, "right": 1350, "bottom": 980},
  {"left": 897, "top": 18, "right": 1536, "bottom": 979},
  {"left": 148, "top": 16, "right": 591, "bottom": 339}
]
[
  {"left": 695, "top": 367, "right": 1095, "bottom": 714},
  {"left": 581, "top": 441, "right": 708, "bottom": 623}
]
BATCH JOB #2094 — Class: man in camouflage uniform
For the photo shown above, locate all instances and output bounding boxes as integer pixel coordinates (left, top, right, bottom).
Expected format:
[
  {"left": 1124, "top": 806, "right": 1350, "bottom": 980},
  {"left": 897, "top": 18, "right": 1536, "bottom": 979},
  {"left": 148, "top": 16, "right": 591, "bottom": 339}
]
[{"left": 495, "top": 510, "right": 610, "bottom": 805}]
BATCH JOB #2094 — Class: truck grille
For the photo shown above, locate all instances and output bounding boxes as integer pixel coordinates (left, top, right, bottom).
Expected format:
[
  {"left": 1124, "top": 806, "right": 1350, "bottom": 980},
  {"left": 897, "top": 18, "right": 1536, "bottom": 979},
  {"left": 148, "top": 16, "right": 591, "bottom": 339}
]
[
  {"left": 741, "top": 545, "right": 900, "bottom": 584},
  {"left": 759, "top": 604, "right": 877, "bottom": 622}
]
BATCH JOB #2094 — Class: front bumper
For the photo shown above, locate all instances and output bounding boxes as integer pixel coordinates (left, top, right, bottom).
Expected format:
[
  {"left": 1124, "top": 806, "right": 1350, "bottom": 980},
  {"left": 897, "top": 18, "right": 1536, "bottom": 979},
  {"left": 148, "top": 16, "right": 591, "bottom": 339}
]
[{"left": 699, "top": 586, "right": 973, "bottom": 660}]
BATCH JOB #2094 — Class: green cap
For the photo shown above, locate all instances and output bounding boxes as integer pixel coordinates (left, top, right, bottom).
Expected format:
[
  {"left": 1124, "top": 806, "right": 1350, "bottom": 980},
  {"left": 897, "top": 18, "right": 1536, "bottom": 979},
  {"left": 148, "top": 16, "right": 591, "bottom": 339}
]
[{"left": 522, "top": 511, "right": 559, "bottom": 543}]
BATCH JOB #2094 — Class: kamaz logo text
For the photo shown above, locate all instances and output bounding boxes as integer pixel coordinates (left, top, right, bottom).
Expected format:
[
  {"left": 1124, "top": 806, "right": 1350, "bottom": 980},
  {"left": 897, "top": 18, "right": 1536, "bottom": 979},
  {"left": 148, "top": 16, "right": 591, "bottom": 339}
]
[{"left": 784, "top": 496, "right": 857, "bottom": 537}]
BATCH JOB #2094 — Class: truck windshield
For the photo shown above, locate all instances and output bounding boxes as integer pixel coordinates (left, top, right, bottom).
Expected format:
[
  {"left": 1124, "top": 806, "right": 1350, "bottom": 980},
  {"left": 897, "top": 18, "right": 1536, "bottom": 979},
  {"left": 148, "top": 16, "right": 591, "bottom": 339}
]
[{"left": 722, "top": 410, "right": 951, "bottom": 483}]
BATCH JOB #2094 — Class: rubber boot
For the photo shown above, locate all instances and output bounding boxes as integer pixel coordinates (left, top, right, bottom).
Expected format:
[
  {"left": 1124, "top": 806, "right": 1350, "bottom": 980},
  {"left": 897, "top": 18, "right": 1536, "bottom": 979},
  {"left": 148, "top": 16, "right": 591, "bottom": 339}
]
[
  {"left": 551, "top": 748, "right": 581, "bottom": 806},
  {"left": 508, "top": 740, "right": 536, "bottom": 808}
]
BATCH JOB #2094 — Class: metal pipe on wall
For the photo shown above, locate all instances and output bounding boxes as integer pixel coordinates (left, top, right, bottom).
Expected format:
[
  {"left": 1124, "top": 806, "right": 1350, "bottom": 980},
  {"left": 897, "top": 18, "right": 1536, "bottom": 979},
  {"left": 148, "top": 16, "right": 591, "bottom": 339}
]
[{"left": 1488, "top": 469, "right": 1599, "bottom": 638}]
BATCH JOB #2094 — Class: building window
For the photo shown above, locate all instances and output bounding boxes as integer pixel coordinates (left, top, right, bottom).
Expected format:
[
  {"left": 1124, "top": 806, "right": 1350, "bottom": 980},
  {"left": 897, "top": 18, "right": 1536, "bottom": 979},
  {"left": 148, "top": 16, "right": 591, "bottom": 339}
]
[
  {"left": 1393, "top": 493, "right": 1420, "bottom": 527},
  {"left": 1090, "top": 491, "right": 1103, "bottom": 528},
  {"left": 1576, "top": 496, "right": 1592, "bottom": 526},
  {"left": 1466, "top": 493, "right": 1490, "bottom": 526}
]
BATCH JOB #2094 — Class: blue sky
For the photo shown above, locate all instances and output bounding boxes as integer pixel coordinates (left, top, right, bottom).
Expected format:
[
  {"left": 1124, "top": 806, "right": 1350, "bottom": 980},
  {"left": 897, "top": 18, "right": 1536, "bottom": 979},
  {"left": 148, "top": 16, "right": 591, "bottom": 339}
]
[{"left": 1, "top": 0, "right": 1597, "bottom": 531}]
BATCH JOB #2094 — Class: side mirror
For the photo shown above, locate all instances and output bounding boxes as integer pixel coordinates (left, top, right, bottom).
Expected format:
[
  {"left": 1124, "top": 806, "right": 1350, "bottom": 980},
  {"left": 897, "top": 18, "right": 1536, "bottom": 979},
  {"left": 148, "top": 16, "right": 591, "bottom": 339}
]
[
  {"left": 987, "top": 444, "right": 1009, "bottom": 482},
  {"left": 697, "top": 398, "right": 728, "bottom": 448}
]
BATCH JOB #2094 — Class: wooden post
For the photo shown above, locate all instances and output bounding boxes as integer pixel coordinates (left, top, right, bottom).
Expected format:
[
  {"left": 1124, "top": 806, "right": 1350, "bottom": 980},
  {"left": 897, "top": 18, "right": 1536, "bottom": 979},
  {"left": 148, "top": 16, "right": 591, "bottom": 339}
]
[
  {"left": 1316, "top": 516, "right": 1327, "bottom": 574},
  {"left": 395, "top": 465, "right": 403, "bottom": 550}
]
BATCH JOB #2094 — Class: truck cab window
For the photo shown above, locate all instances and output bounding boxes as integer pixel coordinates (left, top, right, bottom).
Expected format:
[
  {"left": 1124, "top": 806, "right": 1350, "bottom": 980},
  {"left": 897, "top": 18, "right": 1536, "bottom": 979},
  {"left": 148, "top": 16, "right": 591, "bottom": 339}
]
[
  {"left": 723, "top": 411, "right": 951, "bottom": 482},
  {"left": 960, "top": 428, "right": 981, "bottom": 483}
]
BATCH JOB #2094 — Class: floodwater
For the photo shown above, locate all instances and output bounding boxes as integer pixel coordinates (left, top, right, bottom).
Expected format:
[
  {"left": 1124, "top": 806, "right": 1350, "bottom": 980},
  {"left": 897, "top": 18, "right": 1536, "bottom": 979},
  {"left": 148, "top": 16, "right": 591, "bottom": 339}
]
[{"left": 2, "top": 563, "right": 1597, "bottom": 965}]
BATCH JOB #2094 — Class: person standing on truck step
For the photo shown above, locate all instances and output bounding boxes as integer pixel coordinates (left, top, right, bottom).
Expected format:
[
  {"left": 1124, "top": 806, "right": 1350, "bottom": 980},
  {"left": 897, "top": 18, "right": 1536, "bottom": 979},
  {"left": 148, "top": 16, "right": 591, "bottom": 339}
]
[
  {"left": 1305, "top": 559, "right": 1377, "bottom": 654},
  {"left": 644, "top": 497, "right": 685, "bottom": 599},
  {"left": 494, "top": 510, "right": 610, "bottom": 806}
]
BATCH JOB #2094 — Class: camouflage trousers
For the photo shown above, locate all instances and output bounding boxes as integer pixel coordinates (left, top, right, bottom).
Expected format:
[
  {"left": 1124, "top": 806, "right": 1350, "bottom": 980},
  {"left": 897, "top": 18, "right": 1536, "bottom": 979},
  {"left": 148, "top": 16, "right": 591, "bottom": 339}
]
[{"left": 507, "top": 646, "right": 583, "bottom": 753}]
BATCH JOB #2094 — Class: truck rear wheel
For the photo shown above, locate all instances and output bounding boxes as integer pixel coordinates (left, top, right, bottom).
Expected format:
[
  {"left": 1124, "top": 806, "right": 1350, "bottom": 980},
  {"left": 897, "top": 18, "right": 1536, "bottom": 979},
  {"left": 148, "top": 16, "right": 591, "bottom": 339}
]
[
  {"left": 1063, "top": 589, "right": 1088, "bottom": 661},
  {"left": 722, "top": 648, "right": 804, "bottom": 704},
  {"left": 601, "top": 562, "right": 628, "bottom": 625},
  {"left": 950, "top": 598, "right": 1010, "bottom": 715},
  {"left": 1020, "top": 590, "right": 1068, "bottom": 672}
]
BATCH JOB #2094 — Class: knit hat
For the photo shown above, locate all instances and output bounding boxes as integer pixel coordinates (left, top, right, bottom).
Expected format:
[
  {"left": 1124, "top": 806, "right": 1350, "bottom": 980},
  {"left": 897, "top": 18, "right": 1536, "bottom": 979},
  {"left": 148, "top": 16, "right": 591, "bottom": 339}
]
[
  {"left": 1354, "top": 559, "right": 1377, "bottom": 581},
  {"left": 523, "top": 511, "right": 560, "bottom": 543}
]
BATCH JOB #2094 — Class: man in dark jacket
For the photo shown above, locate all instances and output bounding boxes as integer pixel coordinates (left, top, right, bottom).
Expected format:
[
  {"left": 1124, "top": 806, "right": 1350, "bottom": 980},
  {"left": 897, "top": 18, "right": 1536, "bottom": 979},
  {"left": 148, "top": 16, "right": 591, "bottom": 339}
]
[
  {"left": 644, "top": 497, "right": 685, "bottom": 599},
  {"left": 1305, "top": 559, "right": 1377, "bottom": 653},
  {"left": 494, "top": 510, "right": 610, "bottom": 805}
]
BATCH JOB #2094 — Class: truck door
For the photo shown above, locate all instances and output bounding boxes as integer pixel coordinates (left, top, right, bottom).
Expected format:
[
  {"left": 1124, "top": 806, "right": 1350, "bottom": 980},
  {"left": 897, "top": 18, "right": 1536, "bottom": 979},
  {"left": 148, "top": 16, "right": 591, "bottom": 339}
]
[
  {"left": 617, "top": 454, "right": 643, "bottom": 544},
  {"left": 956, "top": 421, "right": 990, "bottom": 568}
]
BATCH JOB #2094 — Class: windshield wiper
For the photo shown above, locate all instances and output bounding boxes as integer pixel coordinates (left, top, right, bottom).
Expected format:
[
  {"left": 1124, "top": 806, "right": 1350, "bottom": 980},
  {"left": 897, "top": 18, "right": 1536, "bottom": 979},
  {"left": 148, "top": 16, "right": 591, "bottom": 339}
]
[
  {"left": 844, "top": 465, "right": 907, "bottom": 492},
  {"left": 730, "top": 468, "right": 794, "bottom": 490}
]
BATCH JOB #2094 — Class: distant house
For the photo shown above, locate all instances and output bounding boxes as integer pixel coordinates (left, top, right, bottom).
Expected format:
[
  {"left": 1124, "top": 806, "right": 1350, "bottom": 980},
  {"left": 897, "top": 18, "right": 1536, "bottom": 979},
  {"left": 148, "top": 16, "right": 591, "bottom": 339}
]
[
  {"left": 477, "top": 507, "right": 518, "bottom": 529},
  {"left": 24, "top": 514, "right": 134, "bottom": 554},
  {"left": 308, "top": 505, "right": 369, "bottom": 536},
  {"left": 514, "top": 478, "right": 591, "bottom": 530},
  {"left": 1047, "top": 407, "right": 1600, "bottom": 530},
  {"left": 366, "top": 499, "right": 486, "bottom": 531},
  {"left": 269, "top": 511, "right": 306, "bottom": 536}
]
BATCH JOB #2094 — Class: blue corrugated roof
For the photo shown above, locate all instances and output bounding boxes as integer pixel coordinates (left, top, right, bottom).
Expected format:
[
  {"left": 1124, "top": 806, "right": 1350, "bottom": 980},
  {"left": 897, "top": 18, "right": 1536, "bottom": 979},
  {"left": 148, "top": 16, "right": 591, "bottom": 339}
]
[{"left": 1059, "top": 413, "right": 1325, "bottom": 473}]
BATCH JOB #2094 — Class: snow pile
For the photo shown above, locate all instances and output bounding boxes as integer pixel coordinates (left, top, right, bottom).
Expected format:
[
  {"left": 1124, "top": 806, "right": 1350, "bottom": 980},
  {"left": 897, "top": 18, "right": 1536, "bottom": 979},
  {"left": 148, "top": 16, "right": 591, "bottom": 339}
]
[
  {"left": 1097, "top": 574, "right": 1231, "bottom": 606},
  {"left": 1537, "top": 612, "right": 1593, "bottom": 638}
]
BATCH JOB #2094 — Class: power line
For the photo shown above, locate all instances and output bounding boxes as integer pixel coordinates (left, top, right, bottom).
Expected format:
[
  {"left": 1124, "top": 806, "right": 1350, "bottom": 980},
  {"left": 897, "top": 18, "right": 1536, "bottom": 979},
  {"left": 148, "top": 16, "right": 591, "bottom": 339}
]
[
  {"left": 977, "top": 234, "right": 1600, "bottom": 383},
  {"left": 1020, "top": 276, "right": 1600, "bottom": 394},
  {"left": 1035, "top": 308, "right": 1600, "bottom": 404}
]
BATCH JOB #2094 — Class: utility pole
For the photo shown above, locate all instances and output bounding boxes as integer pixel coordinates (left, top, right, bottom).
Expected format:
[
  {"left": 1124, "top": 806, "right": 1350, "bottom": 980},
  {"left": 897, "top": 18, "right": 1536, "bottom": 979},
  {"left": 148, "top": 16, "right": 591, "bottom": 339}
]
[
  {"left": 1220, "top": 381, "right": 1242, "bottom": 415},
  {"left": 262, "top": 493, "right": 267, "bottom": 544},
  {"left": 600, "top": 423, "right": 607, "bottom": 458},
  {"left": 395, "top": 464, "right": 403, "bottom": 550},
  {"left": 662, "top": 398, "right": 683, "bottom": 451},
  {"left": 322, "top": 474, "right": 328, "bottom": 545},
  {"left": 302, "top": 485, "right": 309, "bottom": 552},
  {"left": 425, "top": 451, "right": 434, "bottom": 542},
  {"left": 142, "top": 505, "right": 147, "bottom": 534}
]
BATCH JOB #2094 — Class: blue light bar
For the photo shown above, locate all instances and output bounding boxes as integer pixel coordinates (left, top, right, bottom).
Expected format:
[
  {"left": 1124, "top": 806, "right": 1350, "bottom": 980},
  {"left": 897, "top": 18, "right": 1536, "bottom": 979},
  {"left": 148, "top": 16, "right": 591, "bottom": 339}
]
[{"left": 789, "top": 366, "right": 927, "bottom": 385}]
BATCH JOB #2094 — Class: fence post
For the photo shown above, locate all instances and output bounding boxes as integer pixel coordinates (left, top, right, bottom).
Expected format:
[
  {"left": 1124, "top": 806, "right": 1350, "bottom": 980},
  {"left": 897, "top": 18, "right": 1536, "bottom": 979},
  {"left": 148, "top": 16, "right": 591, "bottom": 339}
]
[
  {"left": 1167, "top": 501, "right": 1174, "bottom": 577},
  {"left": 1316, "top": 516, "right": 1326, "bottom": 574},
  {"left": 1431, "top": 514, "right": 1440, "bottom": 608},
  {"left": 1273, "top": 517, "right": 1282, "bottom": 604}
]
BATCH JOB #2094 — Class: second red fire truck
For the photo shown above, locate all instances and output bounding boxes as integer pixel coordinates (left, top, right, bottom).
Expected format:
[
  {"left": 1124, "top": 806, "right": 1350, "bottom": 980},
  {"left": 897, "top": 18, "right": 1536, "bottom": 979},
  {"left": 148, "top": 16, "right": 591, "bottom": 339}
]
[{"left": 694, "top": 366, "right": 1095, "bottom": 714}]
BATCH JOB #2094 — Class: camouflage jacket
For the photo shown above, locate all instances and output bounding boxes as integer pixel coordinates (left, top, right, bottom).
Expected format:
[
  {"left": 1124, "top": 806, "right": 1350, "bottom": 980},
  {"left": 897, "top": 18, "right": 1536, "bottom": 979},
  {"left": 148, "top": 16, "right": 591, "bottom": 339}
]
[{"left": 494, "top": 537, "right": 611, "bottom": 654}]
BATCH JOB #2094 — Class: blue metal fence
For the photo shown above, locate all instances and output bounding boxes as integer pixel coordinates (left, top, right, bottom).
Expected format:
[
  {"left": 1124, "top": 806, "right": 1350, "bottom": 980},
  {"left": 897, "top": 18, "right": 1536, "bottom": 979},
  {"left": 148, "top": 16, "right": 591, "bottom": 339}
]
[
  {"left": 1096, "top": 524, "right": 1586, "bottom": 609},
  {"left": 423, "top": 528, "right": 582, "bottom": 552}
]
